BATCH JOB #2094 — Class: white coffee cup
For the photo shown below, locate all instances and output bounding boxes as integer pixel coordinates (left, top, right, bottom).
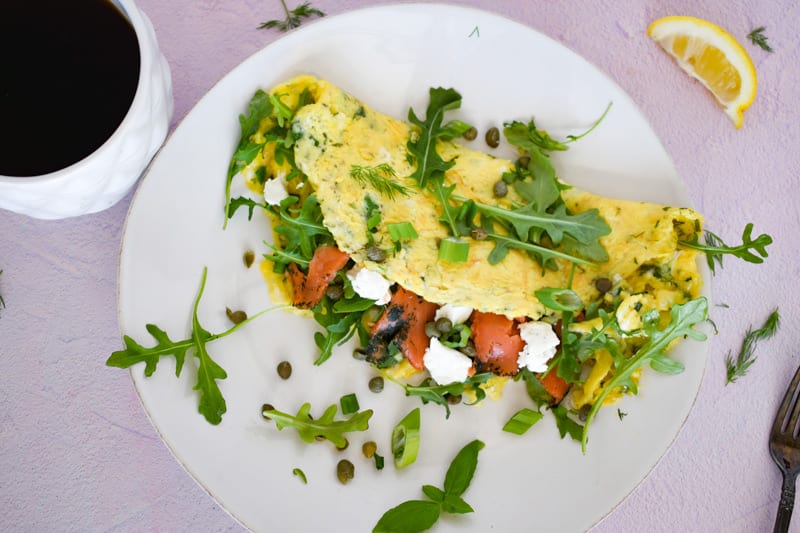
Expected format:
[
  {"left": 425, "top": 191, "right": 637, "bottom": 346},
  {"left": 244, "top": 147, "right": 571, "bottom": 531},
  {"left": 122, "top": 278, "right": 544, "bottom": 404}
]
[{"left": 0, "top": 0, "right": 173, "bottom": 219}]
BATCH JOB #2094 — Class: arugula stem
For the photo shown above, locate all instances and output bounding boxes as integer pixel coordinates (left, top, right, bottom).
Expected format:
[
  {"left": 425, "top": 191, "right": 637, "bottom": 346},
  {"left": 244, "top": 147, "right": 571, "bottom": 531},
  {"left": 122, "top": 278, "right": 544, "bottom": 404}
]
[
  {"left": 487, "top": 233, "right": 594, "bottom": 266},
  {"left": 565, "top": 102, "right": 613, "bottom": 143}
]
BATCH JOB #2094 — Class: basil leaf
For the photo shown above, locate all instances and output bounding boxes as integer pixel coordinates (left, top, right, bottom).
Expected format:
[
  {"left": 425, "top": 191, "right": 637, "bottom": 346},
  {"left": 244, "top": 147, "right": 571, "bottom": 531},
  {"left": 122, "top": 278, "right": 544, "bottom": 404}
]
[
  {"left": 372, "top": 500, "right": 441, "bottom": 533},
  {"left": 443, "top": 439, "right": 485, "bottom": 497}
]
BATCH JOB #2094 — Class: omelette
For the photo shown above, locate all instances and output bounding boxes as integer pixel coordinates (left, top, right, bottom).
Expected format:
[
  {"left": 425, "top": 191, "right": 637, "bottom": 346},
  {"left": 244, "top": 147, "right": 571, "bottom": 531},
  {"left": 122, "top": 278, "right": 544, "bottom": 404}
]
[{"left": 227, "top": 75, "right": 706, "bottom": 434}]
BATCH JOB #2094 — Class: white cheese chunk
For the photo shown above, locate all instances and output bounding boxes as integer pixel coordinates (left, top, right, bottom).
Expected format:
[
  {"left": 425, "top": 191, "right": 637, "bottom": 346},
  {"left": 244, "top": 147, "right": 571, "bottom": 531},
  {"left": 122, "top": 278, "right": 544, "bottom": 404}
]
[
  {"left": 434, "top": 304, "right": 473, "bottom": 325},
  {"left": 423, "top": 338, "right": 473, "bottom": 385},
  {"left": 517, "top": 321, "right": 559, "bottom": 373},
  {"left": 346, "top": 267, "right": 392, "bottom": 305},
  {"left": 263, "top": 174, "right": 289, "bottom": 206}
]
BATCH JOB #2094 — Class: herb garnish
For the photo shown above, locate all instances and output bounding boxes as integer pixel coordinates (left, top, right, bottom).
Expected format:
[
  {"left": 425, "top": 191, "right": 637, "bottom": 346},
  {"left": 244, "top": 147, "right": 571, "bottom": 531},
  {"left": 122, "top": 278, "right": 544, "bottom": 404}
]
[
  {"left": 386, "top": 372, "right": 494, "bottom": 418},
  {"left": 580, "top": 297, "right": 708, "bottom": 452},
  {"left": 259, "top": 1, "right": 324, "bottom": 31},
  {"left": 373, "top": 439, "right": 484, "bottom": 533},
  {"left": 725, "top": 307, "right": 780, "bottom": 384},
  {"left": 106, "top": 268, "right": 282, "bottom": 424},
  {"left": 262, "top": 402, "right": 373, "bottom": 448},
  {"left": 292, "top": 467, "right": 308, "bottom": 484},
  {"left": 679, "top": 223, "right": 772, "bottom": 273},
  {"left": 746, "top": 27, "right": 773, "bottom": 52},
  {"left": 350, "top": 164, "right": 412, "bottom": 200}
]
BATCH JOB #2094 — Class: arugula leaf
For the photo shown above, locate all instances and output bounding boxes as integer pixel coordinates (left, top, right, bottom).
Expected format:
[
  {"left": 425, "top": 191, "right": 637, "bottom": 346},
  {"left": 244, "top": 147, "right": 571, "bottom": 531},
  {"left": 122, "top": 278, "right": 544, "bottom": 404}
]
[
  {"left": 259, "top": 1, "right": 324, "bottom": 31},
  {"left": 373, "top": 440, "right": 484, "bottom": 533},
  {"left": 106, "top": 268, "right": 283, "bottom": 424},
  {"left": 227, "top": 196, "right": 266, "bottom": 221},
  {"left": 407, "top": 88, "right": 471, "bottom": 188},
  {"left": 726, "top": 307, "right": 780, "bottom": 384},
  {"left": 262, "top": 402, "right": 372, "bottom": 448},
  {"left": 580, "top": 297, "right": 708, "bottom": 452},
  {"left": 679, "top": 223, "right": 772, "bottom": 273},
  {"left": 264, "top": 195, "right": 335, "bottom": 272},
  {"left": 389, "top": 373, "right": 494, "bottom": 418},
  {"left": 552, "top": 405, "right": 584, "bottom": 442}
]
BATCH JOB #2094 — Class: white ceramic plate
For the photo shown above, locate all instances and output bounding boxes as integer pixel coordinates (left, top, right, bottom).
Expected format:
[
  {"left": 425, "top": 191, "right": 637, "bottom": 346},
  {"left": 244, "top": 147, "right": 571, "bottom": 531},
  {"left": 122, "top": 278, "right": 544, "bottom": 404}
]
[{"left": 118, "top": 4, "right": 711, "bottom": 532}]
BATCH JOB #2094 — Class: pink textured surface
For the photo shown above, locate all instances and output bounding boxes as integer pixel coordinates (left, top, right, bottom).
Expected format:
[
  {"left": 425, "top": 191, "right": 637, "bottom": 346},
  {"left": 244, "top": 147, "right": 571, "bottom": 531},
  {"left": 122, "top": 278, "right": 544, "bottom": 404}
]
[{"left": 1, "top": 1, "right": 799, "bottom": 531}]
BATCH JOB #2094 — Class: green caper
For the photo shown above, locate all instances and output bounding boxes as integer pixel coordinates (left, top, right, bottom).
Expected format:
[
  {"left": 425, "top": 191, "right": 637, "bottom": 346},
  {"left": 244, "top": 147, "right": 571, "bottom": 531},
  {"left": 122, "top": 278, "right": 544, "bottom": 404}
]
[
  {"left": 435, "top": 317, "right": 453, "bottom": 333},
  {"left": 337, "top": 459, "right": 355, "bottom": 484},
  {"left": 578, "top": 404, "right": 592, "bottom": 422},
  {"left": 326, "top": 283, "right": 344, "bottom": 301},
  {"left": 352, "top": 348, "right": 368, "bottom": 361},
  {"left": 368, "top": 376, "right": 384, "bottom": 393},
  {"left": 595, "top": 277, "right": 613, "bottom": 294},
  {"left": 461, "top": 342, "right": 477, "bottom": 358},
  {"left": 336, "top": 439, "right": 349, "bottom": 452},
  {"left": 243, "top": 249, "right": 255, "bottom": 268},
  {"left": 493, "top": 180, "right": 508, "bottom": 198},
  {"left": 362, "top": 441, "right": 378, "bottom": 458},
  {"left": 366, "top": 246, "right": 386, "bottom": 263},
  {"left": 425, "top": 321, "right": 441, "bottom": 338},
  {"left": 261, "top": 403, "right": 274, "bottom": 421},
  {"left": 446, "top": 393, "right": 462, "bottom": 405},
  {"left": 462, "top": 126, "right": 478, "bottom": 141},
  {"left": 225, "top": 307, "right": 247, "bottom": 324},
  {"left": 518, "top": 155, "right": 530, "bottom": 169},
  {"left": 485, "top": 126, "right": 500, "bottom": 148},
  {"left": 470, "top": 228, "right": 488, "bottom": 241},
  {"left": 277, "top": 361, "right": 292, "bottom": 380}
]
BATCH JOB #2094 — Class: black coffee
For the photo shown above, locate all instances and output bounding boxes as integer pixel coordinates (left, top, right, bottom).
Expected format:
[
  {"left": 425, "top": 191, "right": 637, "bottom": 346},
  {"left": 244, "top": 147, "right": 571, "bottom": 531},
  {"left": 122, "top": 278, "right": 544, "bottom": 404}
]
[{"left": 0, "top": 0, "right": 141, "bottom": 176}]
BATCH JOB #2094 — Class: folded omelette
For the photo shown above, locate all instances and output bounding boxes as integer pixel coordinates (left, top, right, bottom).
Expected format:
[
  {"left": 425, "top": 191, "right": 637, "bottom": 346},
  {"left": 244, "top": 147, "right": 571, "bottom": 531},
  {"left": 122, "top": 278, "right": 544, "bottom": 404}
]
[{"left": 242, "top": 75, "right": 702, "bottom": 321}]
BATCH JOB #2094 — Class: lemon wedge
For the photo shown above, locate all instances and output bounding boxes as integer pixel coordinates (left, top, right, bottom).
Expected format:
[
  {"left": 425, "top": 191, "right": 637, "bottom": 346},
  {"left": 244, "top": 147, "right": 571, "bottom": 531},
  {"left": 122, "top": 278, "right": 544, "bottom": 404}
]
[{"left": 648, "top": 16, "right": 757, "bottom": 128}]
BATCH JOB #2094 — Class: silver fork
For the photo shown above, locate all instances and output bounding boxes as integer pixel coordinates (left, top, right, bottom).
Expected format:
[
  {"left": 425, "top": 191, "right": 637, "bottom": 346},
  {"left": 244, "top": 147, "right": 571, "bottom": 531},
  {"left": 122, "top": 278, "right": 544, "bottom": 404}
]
[{"left": 770, "top": 365, "right": 800, "bottom": 533}]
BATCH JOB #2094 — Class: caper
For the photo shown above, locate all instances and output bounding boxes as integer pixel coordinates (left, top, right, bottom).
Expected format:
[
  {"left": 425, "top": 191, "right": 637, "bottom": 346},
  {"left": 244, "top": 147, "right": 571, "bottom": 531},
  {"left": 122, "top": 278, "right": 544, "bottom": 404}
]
[
  {"left": 425, "top": 321, "right": 441, "bottom": 338},
  {"left": 518, "top": 155, "right": 530, "bottom": 169},
  {"left": 493, "top": 180, "right": 508, "bottom": 198},
  {"left": 462, "top": 126, "right": 478, "bottom": 141},
  {"left": 243, "top": 249, "right": 255, "bottom": 268},
  {"left": 578, "top": 404, "right": 592, "bottom": 422},
  {"left": 352, "top": 348, "right": 368, "bottom": 361},
  {"left": 461, "top": 342, "right": 477, "bottom": 358},
  {"left": 362, "top": 441, "right": 378, "bottom": 458},
  {"left": 470, "top": 228, "right": 488, "bottom": 241},
  {"left": 368, "top": 376, "right": 384, "bottom": 393},
  {"left": 225, "top": 307, "right": 247, "bottom": 324},
  {"left": 261, "top": 403, "right": 274, "bottom": 421},
  {"left": 446, "top": 393, "right": 462, "bottom": 405},
  {"left": 485, "top": 126, "right": 500, "bottom": 148},
  {"left": 366, "top": 246, "right": 386, "bottom": 263},
  {"left": 435, "top": 317, "right": 453, "bottom": 333},
  {"left": 337, "top": 459, "right": 355, "bottom": 484},
  {"left": 326, "top": 284, "right": 344, "bottom": 301},
  {"left": 595, "top": 277, "right": 613, "bottom": 294},
  {"left": 336, "top": 439, "right": 349, "bottom": 452},
  {"left": 277, "top": 361, "right": 292, "bottom": 380}
]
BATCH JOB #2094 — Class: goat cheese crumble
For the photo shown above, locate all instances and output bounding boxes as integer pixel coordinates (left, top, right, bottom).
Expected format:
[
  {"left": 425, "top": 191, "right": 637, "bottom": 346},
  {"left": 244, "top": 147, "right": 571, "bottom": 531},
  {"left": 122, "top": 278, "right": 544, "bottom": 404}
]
[
  {"left": 517, "top": 321, "right": 559, "bottom": 373},
  {"left": 423, "top": 337, "right": 473, "bottom": 385}
]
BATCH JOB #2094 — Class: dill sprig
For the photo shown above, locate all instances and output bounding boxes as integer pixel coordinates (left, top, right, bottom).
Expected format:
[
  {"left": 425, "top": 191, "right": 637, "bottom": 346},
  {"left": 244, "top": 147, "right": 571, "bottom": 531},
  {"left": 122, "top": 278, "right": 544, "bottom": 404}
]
[
  {"left": 746, "top": 27, "right": 773, "bottom": 52},
  {"left": 725, "top": 307, "right": 780, "bottom": 384},
  {"left": 259, "top": 1, "right": 324, "bottom": 32},
  {"left": 350, "top": 164, "right": 412, "bottom": 200}
]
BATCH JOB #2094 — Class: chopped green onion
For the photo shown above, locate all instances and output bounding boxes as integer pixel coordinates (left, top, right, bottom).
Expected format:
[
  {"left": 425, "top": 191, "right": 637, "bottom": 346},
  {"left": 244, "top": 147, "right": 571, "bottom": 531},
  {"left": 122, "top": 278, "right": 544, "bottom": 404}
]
[
  {"left": 502, "top": 408, "right": 543, "bottom": 435},
  {"left": 438, "top": 237, "right": 470, "bottom": 263},
  {"left": 387, "top": 221, "right": 419, "bottom": 242},
  {"left": 340, "top": 393, "right": 360, "bottom": 416},
  {"left": 374, "top": 452, "right": 385, "bottom": 470},
  {"left": 292, "top": 467, "right": 308, "bottom": 484},
  {"left": 534, "top": 287, "right": 583, "bottom": 312},
  {"left": 391, "top": 407, "right": 421, "bottom": 469}
]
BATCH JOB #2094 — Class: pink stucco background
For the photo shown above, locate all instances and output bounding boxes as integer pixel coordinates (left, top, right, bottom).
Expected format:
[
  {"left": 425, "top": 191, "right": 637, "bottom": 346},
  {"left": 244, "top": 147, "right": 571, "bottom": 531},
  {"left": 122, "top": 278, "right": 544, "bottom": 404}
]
[{"left": 1, "top": 0, "right": 799, "bottom": 531}]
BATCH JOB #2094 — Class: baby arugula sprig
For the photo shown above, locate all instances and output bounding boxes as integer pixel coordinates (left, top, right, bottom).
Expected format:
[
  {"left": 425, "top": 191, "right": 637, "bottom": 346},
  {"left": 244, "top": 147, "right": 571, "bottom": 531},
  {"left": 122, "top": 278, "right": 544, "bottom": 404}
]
[{"left": 107, "top": 268, "right": 283, "bottom": 424}]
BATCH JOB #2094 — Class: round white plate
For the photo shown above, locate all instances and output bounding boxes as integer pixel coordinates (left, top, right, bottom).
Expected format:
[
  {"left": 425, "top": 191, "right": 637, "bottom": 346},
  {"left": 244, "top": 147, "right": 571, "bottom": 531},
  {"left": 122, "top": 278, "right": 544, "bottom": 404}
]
[{"left": 119, "top": 4, "right": 710, "bottom": 532}]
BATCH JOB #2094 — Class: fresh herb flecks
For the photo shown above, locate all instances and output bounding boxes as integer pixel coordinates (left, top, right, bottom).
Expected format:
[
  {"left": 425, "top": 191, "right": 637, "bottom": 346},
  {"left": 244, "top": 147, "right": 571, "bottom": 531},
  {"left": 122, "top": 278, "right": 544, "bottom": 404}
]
[
  {"left": 259, "top": 1, "right": 324, "bottom": 31},
  {"left": 373, "top": 440, "right": 484, "bottom": 533},
  {"left": 726, "top": 307, "right": 780, "bottom": 384},
  {"left": 106, "top": 268, "right": 283, "bottom": 424},
  {"left": 679, "top": 223, "right": 772, "bottom": 273},
  {"left": 746, "top": 27, "right": 773, "bottom": 52},
  {"left": 350, "top": 164, "right": 412, "bottom": 200},
  {"left": 261, "top": 402, "right": 372, "bottom": 448}
]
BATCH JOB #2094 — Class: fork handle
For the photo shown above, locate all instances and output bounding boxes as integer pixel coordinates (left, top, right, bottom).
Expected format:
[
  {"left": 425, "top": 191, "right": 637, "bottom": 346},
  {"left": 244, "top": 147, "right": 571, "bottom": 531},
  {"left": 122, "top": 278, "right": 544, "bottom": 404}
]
[{"left": 775, "top": 470, "right": 798, "bottom": 533}]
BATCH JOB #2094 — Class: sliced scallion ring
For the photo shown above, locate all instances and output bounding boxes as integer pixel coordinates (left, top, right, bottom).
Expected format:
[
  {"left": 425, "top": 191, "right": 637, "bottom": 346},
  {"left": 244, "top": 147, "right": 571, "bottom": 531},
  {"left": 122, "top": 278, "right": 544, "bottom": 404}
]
[
  {"left": 438, "top": 237, "right": 470, "bottom": 263},
  {"left": 391, "top": 407, "right": 421, "bottom": 469}
]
